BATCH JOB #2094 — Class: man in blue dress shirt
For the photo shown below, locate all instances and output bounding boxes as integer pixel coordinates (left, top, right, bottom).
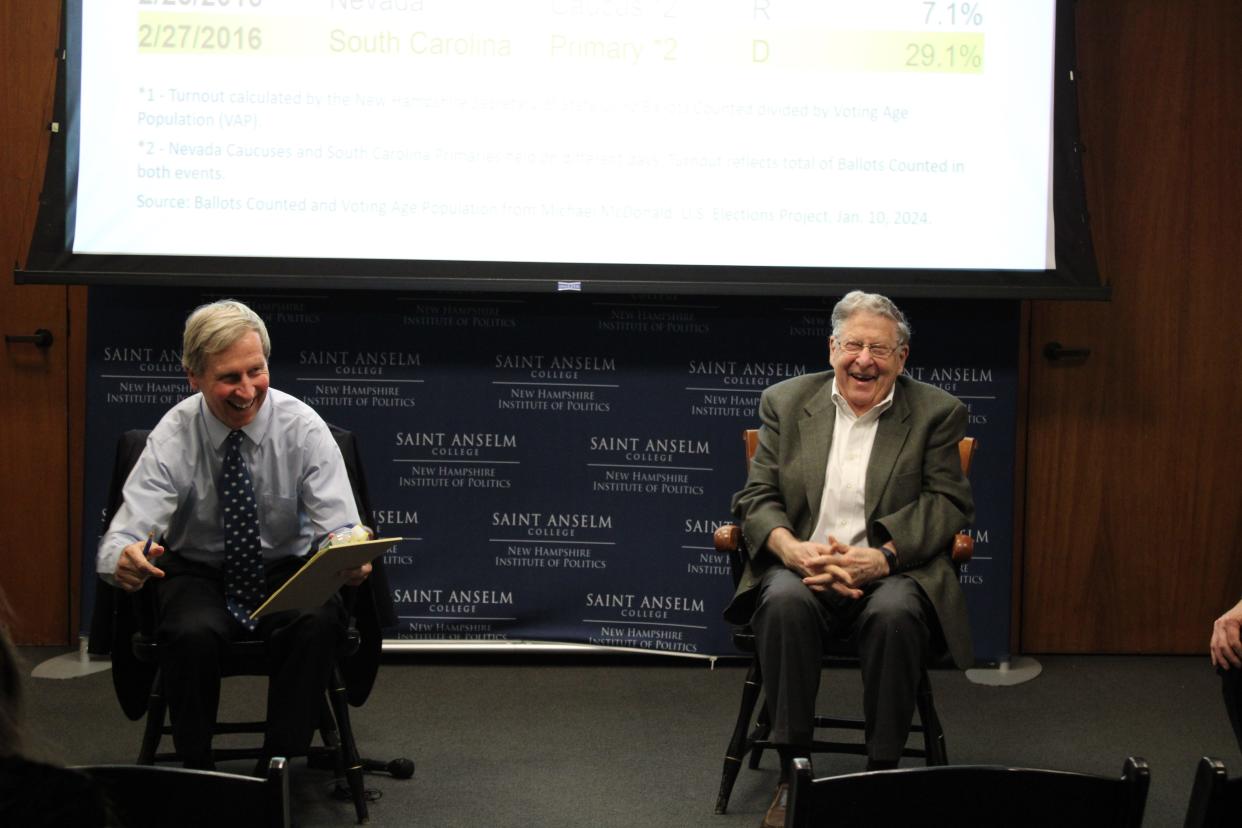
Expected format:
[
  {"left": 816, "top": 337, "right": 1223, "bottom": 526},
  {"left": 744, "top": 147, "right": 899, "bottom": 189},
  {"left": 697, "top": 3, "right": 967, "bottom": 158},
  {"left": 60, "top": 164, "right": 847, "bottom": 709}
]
[{"left": 98, "top": 299, "right": 371, "bottom": 770}]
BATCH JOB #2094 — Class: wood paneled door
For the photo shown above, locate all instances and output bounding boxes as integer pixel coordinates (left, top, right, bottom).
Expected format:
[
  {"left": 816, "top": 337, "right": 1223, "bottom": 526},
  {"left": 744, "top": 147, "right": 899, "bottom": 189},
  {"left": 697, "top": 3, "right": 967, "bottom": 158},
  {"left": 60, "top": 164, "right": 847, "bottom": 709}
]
[
  {"left": 1, "top": 2, "right": 84, "bottom": 644},
  {"left": 1020, "top": 0, "right": 1242, "bottom": 653}
]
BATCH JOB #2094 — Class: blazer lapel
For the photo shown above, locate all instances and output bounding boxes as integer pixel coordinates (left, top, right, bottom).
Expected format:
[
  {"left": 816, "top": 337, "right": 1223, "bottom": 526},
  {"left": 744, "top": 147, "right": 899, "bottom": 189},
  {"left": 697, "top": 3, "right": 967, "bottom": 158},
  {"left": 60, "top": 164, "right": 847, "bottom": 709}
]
[
  {"left": 795, "top": 376, "right": 838, "bottom": 530},
  {"left": 865, "top": 386, "right": 912, "bottom": 522}
]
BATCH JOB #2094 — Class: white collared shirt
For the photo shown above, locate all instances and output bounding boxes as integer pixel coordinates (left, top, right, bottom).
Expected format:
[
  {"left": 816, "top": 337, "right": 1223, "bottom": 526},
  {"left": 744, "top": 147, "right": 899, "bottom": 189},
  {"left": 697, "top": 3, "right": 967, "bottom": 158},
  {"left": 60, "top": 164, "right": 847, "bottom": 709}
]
[{"left": 808, "top": 379, "right": 896, "bottom": 547}]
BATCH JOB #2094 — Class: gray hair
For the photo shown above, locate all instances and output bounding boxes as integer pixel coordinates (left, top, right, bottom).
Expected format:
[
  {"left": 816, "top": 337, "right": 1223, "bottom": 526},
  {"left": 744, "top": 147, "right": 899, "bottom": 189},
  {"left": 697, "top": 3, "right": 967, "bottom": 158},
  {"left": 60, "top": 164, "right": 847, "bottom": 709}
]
[
  {"left": 181, "top": 299, "right": 271, "bottom": 377},
  {"left": 830, "top": 290, "right": 912, "bottom": 347}
]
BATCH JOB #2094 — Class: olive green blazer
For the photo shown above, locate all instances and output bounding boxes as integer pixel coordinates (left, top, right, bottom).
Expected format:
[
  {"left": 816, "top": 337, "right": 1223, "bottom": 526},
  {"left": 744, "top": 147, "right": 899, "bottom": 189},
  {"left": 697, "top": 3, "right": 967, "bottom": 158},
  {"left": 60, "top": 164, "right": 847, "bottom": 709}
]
[{"left": 725, "top": 371, "right": 976, "bottom": 668}]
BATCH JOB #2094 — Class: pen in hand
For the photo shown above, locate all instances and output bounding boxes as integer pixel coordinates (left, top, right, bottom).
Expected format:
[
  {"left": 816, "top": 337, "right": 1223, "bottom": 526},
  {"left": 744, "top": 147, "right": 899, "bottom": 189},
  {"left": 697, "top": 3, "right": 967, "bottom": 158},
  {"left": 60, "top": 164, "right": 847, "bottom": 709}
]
[
  {"left": 140, "top": 529, "right": 166, "bottom": 576},
  {"left": 117, "top": 529, "right": 164, "bottom": 592}
]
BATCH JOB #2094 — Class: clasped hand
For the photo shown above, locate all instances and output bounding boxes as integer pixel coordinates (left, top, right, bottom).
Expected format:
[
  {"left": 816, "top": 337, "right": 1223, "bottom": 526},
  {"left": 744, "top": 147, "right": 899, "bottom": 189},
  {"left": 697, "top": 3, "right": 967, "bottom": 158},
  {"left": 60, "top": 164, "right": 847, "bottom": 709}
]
[{"left": 781, "top": 536, "right": 889, "bottom": 600}]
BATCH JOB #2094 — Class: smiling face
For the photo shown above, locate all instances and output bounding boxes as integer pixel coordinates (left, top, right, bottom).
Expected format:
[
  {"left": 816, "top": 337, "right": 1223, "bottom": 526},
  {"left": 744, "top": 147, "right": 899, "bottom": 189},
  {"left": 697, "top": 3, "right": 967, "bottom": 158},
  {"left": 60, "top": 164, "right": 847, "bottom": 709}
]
[
  {"left": 188, "top": 330, "right": 270, "bottom": 430},
  {"left": 829, "top": 311, "right": 909, "bottom": 416}
]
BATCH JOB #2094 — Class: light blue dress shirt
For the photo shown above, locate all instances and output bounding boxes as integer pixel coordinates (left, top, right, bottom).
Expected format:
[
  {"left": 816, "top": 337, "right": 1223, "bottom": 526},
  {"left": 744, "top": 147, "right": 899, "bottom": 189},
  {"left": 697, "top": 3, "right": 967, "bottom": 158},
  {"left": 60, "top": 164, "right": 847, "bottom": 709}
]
[{"left": 97, "top": 387, "right": 360, "bottom": 584}]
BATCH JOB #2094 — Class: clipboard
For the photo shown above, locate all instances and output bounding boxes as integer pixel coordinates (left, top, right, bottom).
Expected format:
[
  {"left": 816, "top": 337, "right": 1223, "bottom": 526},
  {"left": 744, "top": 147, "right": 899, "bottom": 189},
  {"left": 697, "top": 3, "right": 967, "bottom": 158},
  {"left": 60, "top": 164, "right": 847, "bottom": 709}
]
[{"left": 250, "top": 537, "right": 404, "bottom": 620}]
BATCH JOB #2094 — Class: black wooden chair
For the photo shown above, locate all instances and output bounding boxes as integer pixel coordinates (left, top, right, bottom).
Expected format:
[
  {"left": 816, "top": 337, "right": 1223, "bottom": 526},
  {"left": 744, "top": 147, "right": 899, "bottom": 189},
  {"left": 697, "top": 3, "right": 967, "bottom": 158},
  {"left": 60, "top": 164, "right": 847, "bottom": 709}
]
[
  {"left": 1184, "top": 756, "right": 1242, "bottom": 828},
  {"left": 787, "top": 756, "right": 1150, "bottom": 827},
  {"left": 77, "top": 757, "right": 290, "bottom": 828},
  {"left": 713, "top": 430, "right": 976, "bottom": 814},
  {"left": 91, "top": 426, "right": 412, "bottom": 825}
]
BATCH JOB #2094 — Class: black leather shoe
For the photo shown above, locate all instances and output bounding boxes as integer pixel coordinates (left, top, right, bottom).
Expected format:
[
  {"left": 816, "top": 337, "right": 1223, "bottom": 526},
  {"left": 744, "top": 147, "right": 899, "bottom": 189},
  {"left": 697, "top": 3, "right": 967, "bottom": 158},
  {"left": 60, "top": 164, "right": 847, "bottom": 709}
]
[{"left": 761, "top": 782, "right": 789, "bottom": 828}]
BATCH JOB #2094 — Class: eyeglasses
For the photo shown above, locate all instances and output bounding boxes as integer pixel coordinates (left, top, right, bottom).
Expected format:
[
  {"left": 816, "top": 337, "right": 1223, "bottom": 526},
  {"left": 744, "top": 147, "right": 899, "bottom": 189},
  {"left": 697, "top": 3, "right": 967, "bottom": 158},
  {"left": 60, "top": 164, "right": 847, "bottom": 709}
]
[{"left": 837, "top": 339, "right": 901, "bottom": 359}]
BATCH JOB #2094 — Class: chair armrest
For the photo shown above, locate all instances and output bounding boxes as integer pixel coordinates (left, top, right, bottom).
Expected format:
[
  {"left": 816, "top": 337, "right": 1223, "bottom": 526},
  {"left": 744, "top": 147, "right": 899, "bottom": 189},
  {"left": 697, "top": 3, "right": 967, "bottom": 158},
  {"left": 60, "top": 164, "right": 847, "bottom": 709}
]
[
  {"left": 714, "top": 524, "right": 751, "bottom": 588},
  {"left": 714, "top": 524, "right": 742, "bottom": 554},
  {"left": 951, "top": 532, "right": 973, "bottom": 565}
]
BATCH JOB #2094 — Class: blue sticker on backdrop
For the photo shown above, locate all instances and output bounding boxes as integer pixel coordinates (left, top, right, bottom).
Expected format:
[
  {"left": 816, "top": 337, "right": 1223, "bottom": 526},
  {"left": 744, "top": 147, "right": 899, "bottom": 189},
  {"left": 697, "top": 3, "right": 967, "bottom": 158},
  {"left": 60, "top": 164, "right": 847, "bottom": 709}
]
[{"left": 81, "top": 288, "right": 1017, "bottom": 661}]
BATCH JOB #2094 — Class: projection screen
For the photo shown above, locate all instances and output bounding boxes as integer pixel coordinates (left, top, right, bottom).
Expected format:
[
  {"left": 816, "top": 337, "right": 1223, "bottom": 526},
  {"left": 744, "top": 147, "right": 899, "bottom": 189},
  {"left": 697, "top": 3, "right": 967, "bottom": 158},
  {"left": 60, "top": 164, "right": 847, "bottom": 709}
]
[{"left": 18, "top": 0, "right": 1104, "bottom": 297}]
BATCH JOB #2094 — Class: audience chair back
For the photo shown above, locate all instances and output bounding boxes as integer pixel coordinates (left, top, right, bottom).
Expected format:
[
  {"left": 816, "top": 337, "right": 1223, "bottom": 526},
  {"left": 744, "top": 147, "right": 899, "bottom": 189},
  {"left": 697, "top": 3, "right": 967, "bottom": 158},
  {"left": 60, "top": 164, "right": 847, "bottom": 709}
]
[
  {"left": 712, "top": 430, "right": 976, "bottom": 815},
  {"left": 1185, "top": 756, "right": 1242, "bottom": 828},
  {"left": 77, "top": 757, "right": 290, "bottom": 828},
  {"left": 788, "top": 756, "right": 1150, "bottom": 828}
]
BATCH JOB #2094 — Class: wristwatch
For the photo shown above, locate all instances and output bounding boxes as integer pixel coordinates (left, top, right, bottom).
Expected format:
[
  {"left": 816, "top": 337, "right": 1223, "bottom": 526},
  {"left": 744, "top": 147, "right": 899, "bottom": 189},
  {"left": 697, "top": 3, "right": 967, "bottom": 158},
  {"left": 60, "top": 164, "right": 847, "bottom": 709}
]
[{"left": 879, "top": 546, "right": 899, "bottom": 574}]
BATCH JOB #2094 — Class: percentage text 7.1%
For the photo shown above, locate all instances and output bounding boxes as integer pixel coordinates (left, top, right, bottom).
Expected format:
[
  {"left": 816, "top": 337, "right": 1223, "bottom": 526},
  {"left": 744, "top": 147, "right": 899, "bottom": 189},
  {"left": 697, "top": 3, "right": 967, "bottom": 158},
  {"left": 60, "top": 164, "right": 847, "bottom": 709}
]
[{"left": 923, "top": 2, "right": 985, "bottom": 27}]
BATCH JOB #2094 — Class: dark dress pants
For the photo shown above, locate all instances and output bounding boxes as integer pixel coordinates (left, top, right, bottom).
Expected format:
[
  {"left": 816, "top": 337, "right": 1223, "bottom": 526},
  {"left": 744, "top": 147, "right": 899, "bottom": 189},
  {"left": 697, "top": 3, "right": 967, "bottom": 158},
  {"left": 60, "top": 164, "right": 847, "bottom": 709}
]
[
  {"left": 155, "top": 555, "right": 347, "bottom": 768},
  {"left": 751, "top": 566, "right": 934, "bottom": 763}
]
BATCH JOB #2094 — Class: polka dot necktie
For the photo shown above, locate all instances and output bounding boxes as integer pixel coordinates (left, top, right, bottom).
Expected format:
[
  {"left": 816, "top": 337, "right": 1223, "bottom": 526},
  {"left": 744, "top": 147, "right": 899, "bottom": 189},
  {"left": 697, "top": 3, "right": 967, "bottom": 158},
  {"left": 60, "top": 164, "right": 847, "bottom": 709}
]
[{"left": 221, "top": 430, "right": 263, "bottom": 631}]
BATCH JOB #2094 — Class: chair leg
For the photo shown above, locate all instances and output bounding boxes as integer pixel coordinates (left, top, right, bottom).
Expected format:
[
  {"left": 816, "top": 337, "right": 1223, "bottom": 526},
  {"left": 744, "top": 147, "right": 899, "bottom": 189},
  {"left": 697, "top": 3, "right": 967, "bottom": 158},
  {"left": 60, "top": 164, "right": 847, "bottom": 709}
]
[
  {"left": 715, "top": 656, "right": 763, "bottom": 815},
  {"left": 138, "top": 670, "right": 166, "bottom": 765},
  {"left": 325, "top": 666, "right": 369, "bottom": 825},
  {"left": 915, "top": 670, "right": 948, "bottom": 766},
  {"left": 748, "top": 702, "right": 772, "bottom": 770},
  {"left": 312, "top": 696, "right": 345, "bottom": 774}
]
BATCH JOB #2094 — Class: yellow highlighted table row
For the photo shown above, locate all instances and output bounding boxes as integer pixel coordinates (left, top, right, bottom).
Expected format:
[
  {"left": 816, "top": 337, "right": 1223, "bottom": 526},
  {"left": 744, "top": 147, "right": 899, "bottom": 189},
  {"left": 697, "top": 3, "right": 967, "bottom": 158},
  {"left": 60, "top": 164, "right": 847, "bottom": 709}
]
[{"left": 136, "top": 13, "right": 984, "bottom": 75}]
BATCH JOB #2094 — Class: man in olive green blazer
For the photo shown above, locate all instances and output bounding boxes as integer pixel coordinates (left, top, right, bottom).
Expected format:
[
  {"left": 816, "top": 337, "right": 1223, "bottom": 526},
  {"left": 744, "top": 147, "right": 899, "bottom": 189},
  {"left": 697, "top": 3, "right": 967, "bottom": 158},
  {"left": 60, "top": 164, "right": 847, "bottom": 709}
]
[{"left": 725, "top": 291, "right": 974, "bottom": 828}]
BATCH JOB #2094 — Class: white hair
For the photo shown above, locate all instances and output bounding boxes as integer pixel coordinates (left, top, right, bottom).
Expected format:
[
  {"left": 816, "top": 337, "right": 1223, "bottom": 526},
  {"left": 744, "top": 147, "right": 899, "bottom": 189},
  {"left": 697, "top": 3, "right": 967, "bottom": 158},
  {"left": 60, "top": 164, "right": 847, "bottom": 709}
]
[{"left": 830, "top": 290, "right": 911, "bottom": 346}]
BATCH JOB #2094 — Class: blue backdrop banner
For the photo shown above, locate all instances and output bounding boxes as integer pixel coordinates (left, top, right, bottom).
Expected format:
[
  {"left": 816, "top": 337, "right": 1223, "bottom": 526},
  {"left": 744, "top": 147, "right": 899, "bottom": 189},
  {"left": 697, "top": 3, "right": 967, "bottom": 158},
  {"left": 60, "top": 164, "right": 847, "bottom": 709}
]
[{"left": 81, "top": 287, "right": 1017, "bottom": 661}]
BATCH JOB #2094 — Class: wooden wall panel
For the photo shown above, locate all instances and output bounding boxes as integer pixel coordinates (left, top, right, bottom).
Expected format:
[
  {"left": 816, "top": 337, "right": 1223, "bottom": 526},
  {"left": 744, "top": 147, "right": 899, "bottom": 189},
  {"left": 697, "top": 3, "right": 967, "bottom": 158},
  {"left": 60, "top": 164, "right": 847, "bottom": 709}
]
[
  {"left": 0, "top": 3, "right": 73, "bottom": 644},
  {"left": 1021, "top": 0, "right": 1242, "bottom": 652}
]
